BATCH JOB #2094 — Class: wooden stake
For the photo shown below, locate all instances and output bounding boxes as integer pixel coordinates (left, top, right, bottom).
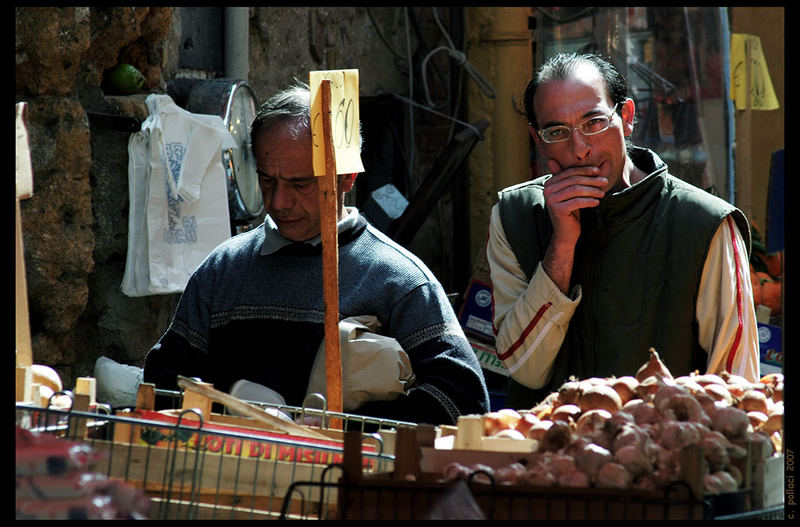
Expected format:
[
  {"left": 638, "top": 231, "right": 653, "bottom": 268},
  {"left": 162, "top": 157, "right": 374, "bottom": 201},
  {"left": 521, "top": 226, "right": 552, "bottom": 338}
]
[
  {"left": 319, "top": 80, "right": 343, "bottom": 426},
  {"left": 177, "top": 376, "right": 330, "bottom": 441}
]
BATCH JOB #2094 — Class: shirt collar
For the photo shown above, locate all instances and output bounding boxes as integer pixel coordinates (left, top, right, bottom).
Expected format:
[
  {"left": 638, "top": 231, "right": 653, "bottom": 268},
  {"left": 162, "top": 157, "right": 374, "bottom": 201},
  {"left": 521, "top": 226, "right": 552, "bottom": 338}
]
[{"left": 260, "top": 206, "right": 360, "bottom": 256}]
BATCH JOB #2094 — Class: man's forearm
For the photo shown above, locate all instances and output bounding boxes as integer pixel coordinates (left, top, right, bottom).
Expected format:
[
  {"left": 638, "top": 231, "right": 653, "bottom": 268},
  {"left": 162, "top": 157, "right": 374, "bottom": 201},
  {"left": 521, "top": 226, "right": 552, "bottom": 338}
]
[{"left": 541, "top": 238, "right": 576, "bottom": 295}]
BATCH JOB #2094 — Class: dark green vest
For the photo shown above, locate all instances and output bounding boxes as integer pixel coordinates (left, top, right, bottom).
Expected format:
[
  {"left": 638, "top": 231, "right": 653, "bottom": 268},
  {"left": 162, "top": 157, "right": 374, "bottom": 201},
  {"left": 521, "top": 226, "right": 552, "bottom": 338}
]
[{"left": 497, "top": 148, "right": 750, "bottom": 410}]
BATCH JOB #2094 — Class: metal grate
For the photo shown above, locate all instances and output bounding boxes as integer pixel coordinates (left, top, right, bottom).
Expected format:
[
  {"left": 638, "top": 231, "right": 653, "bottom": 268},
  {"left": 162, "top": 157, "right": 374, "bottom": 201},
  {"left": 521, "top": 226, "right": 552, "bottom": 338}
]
[{"left": 16, "top": 398, "right": 396, "bottom": 520}]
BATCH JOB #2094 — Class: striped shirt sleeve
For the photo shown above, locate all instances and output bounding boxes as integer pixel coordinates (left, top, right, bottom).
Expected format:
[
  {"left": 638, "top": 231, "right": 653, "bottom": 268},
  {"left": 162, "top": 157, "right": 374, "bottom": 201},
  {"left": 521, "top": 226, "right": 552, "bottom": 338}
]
[
  {"left": 485, "top": 204, "right": 581, "bottom": 390},
  {"left": 698, "top": 215, "right": 761, "bottom": 382}
]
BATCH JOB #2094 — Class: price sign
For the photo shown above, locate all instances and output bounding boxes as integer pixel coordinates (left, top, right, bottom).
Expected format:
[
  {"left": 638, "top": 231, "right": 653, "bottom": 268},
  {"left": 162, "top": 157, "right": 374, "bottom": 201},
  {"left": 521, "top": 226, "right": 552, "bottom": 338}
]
[
  {"left": 730, "top": 34, "right": 779, "bottom": 111},
  {"left": 310, "top": 69, "right": 365, "bottom": 176}
]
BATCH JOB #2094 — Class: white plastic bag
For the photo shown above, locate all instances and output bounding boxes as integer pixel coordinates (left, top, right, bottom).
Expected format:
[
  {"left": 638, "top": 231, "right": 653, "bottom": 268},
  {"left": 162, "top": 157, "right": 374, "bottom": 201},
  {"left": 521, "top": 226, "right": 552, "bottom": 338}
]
[{"left": 122, "top": 94, "right": 233, "bottom": 296}]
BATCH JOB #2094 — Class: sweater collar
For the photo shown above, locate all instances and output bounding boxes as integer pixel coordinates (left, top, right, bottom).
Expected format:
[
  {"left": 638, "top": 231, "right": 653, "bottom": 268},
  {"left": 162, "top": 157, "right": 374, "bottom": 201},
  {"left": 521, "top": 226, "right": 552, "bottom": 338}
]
[{"left": 260, "top": 207, "right": 365, "bottom": 256}]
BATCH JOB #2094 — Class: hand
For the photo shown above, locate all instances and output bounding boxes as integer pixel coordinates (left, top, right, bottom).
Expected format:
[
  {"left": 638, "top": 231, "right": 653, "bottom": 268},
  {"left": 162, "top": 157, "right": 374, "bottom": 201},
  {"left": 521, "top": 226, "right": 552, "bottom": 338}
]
[{"left": 542, "top": 160, "right": 607, "bottom": 247}]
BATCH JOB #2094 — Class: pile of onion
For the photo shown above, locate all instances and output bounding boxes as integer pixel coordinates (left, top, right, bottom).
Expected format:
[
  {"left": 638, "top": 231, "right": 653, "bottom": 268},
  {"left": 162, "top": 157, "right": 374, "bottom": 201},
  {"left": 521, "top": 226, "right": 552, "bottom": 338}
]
[{"left": 454, "top": 348, "right": 783, "bottom": 494}]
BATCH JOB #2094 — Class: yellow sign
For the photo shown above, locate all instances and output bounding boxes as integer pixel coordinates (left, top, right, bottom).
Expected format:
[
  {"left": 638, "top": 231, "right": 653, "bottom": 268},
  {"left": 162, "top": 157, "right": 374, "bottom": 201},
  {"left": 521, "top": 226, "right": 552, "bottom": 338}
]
[
  {"left": 730, "top": 34, "right": 780, "bottom": 111},
  {"left": 309, "top": 69, "right": 365, "bottom": 175}
]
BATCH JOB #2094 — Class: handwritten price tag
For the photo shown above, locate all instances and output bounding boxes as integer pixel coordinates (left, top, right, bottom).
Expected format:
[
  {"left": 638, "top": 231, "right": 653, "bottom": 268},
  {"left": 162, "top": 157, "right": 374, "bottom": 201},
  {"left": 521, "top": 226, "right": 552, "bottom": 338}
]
[
  {"left": 310, "top": 69, "right": 365, "bottom": 176},
  {"left": 730, "top": 34, "right": 780, "bottom": 111}
]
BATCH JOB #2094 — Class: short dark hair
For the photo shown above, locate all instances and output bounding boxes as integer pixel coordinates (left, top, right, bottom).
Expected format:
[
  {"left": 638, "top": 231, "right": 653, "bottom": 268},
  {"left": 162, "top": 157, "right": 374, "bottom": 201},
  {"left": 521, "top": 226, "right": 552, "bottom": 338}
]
[
  {"left": 523, "top": 52, "right": 628, "bottom": 130},
  {"left": 250, "top": 80, "right": 363, "bottom": 154},
  {"left": 250, "top": 81, "right": 312, "bottom": 150}
]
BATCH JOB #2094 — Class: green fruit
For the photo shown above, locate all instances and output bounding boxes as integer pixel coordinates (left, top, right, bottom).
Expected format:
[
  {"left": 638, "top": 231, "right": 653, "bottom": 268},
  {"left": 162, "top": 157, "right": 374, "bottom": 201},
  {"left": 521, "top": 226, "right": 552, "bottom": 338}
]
[{"left": 104, "top": 63, "right": 145, "bottom": 95}]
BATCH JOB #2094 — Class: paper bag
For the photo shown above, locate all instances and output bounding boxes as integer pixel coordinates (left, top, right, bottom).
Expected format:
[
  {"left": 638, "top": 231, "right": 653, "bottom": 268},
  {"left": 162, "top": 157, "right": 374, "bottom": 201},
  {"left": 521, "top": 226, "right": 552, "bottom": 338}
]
[
  {"left": 306, "top": 315, "right": 415, "bottom": 412},
  {"left": 122, "top": 94, "right": 233, "bottom": 296}
]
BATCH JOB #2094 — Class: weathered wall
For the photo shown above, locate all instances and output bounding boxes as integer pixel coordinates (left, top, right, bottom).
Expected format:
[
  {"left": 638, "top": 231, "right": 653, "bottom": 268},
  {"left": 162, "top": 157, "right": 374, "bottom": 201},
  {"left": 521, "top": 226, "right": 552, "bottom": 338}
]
[
  {"left": 730, "top": 6, "right": 784, "bottom": 231},
  {"left": 16, "top": 7, "right": 473, "bottom": 388},
  {"left": 16, "top": 7, "right": 179, "bottom": 387},
  {"left": 465, "top": 7, "right": 533, "bottom": 272}
]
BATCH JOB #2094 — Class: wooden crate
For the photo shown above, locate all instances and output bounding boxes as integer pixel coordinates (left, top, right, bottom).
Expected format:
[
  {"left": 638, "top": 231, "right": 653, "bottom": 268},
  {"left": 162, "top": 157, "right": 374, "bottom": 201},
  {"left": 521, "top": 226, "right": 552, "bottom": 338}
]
[
  {"left": 336, "top": 429, "right": 707, "bottom": 520},
  {"left": 340, "top": 415, "right": 785, "bottom": 520}
]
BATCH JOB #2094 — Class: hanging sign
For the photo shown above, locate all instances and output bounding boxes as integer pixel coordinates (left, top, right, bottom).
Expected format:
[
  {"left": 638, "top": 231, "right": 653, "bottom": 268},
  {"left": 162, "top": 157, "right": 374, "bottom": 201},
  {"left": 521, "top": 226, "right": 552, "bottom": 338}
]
[
  {"left": 309, "top": 69, "right": 365, "bottom": 176},
  {"left": 730, "top": 34, "right": 780, "bottom": 111}
]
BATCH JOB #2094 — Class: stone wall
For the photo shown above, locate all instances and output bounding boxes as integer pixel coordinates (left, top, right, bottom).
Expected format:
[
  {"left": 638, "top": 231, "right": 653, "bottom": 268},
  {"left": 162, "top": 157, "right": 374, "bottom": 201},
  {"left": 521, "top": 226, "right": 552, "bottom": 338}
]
[{"left": 16, "top": 7, "right": 469, "bottom": 388}]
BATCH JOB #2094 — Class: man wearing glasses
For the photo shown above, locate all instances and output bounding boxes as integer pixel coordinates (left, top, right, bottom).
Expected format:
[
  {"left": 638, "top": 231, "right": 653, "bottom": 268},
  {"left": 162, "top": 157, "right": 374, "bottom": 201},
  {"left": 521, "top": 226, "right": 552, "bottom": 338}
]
[
  {"left": 486, "top": 52, "right": 760, "bottom": 410},
  {"left": 144, "top": 83, "right": 490, "bottom": 425}
]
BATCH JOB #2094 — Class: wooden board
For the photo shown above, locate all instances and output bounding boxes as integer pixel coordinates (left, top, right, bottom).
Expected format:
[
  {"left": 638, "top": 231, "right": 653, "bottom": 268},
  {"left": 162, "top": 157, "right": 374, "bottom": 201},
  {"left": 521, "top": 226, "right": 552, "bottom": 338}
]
[{"left": 318, "top": 79, "right": 343, "bottom": 421}]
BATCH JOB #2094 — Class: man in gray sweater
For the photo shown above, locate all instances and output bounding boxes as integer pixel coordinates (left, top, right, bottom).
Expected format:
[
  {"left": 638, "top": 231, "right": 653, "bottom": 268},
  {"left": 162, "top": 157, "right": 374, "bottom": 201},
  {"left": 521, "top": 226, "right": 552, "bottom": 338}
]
[{"left": 144, "top": 83, "right": 489, "bottom": 426}]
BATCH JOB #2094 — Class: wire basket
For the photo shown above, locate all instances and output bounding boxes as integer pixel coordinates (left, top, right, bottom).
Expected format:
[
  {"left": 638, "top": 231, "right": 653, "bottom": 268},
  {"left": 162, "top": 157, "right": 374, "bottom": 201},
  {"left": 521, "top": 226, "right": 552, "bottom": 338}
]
[{"left": 15, "top": 392, "right": 398, "bottom": 520}]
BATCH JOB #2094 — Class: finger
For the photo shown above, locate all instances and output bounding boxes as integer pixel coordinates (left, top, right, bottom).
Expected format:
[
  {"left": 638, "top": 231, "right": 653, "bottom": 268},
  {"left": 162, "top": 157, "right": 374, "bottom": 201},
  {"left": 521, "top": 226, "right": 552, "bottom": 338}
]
[
  {"left": 549, "top": 195, "right": 602, "bottom": 216},
  {"left": 545, "top": 177, "right": 608, "bottom": 197},
  {"left": 546, "top": 159, "right": 563, "bottom": 175}
]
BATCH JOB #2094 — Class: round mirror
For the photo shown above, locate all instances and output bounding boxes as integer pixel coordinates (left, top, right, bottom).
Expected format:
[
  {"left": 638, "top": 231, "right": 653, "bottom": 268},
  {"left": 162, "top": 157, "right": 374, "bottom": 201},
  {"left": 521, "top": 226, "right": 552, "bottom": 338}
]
[
  {"left": 183, "top": 79, "right": 264, "bottom": 228},
  {"left": 222, "top": 82, "right": 264, "bottom": 224}
]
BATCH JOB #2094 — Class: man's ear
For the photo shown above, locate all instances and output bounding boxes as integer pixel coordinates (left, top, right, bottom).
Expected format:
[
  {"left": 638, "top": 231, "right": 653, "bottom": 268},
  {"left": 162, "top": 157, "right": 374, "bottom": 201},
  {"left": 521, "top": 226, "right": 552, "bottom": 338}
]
[
  {"left": 529, "top": 125, "right": 542, "bottom": 150},
  {"left": 338, "top": 172, "right": 358, "bottom": 193},
  {"left": 621, "top": 98, "right": 636, "bottom": 137}
]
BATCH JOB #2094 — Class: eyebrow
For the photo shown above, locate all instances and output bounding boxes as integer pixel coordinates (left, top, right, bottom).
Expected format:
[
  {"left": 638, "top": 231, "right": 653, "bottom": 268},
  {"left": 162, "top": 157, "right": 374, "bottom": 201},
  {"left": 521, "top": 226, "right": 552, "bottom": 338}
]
[
  {"left": 540, "top": 107, "right": 608, "bottom": 129},
  {"left": 257, "top": 170, "right": 317, "bottom": 182}
]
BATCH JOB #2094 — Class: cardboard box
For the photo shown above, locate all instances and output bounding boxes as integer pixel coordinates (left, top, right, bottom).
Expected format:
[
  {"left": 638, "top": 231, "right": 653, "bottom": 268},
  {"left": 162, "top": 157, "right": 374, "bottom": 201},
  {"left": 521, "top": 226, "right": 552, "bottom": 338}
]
[
  {"left": 757, "top": 322, "right": 782, "bottom": 375},
  {"left": 459, "top": 279, "right": 495, "bottom": 341}
]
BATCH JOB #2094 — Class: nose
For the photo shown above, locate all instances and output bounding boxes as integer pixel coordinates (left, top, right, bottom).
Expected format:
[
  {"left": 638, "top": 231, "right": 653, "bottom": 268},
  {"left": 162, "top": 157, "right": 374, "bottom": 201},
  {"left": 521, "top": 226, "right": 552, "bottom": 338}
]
[
  {"left": 569, "top": 127, "right": 591, "bottom": 160},
  {"left": 269, "top": 179, "right": 295, "bottom": 210}
]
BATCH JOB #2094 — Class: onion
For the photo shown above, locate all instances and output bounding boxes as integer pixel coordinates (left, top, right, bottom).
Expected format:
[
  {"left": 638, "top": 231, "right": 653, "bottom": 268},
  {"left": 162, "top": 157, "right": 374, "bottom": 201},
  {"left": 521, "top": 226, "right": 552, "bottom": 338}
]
[
  {"left": 727, "top": 464, "right": 743, "bottom": 488},
  {"left": 493, "top": 428, "right": 527, "bottom": 440},
  {"left": 726, "top": 383, "right": 751, "bottom": 399},
  {"left": 576, "top": 409, "right": 612, "bottom": 432},
  {"left": 574, "top": 442, "right": 613, "bottom": 481},
  {"left": 609, "top": 376, "right": 639, "bottom": 404},
  {"left": 710, "top": 405, "right": 750, "bottom": 440},
  {"left": 763, "top": 403, "right": 783, "bottom": 434},
  {"left": 582, "top": 377, "right": 610, "bottom": 387},
  {"left": 522, "top": 465, "right": 557, "bottom": 487},
  {"left": 773, "top": 381, "right": 784, "bottom": 403},
  {"left": 704, "top": 473, "right": 724, "bottom": 495},
  {"left": 539, "top": 422, "right": 573, "bottom": 452},
  {"left": 674, "top": 376, "right": 706, "bottom": 395},
  {"left": 558, "top": 469, "right": 590, "bottom": 488},
  {"left": 442, "top": 462, "right": 470, "bottom": 482},
  {"left": 575, "top": 410, "right": 613, "bottom": 441},
  {"left": 557, "top": 380, "right": 583, "bottom": 406},
  {"left": 624, "top": 400, "right": 661, "bottom": 426},
  {"left": 703, "top": 383, "right": 734, "bottom": 406},
  {"left": 720, "top": 371, "right": 753, "bottom": 387},
  {"left": 484, "top": 409, "right": 522, "bottom": 435},
  {"left": 636, "top": 376, "right": 661, "bottom": 401},
  {"left": 738, "top": 390, "right": 770, "bottom": 415},
  {"left": 614, "top": 444, "right": 653, "bottom": 478},
  {"left": 596, "top": 462, "right": 634, "bottom": 489},
  {"left": 747, "top": 411, "right": 769, "bottom": 430},
  {"left": 714, "top": 470, "right": 739, "bottom": 493},
  {"left": 551, "top": 404, "right": 582, "bottom": 424},
  {"left": 544, "top": 452, "right": 577, "bottom": 477},
  {"left": 515, "top": 412, "right": 540, "bottom": 436},
  {"left": 494, "top": 462, "right": 527, "bottom": 485},
  {"left": 760, "top": 372, "right": 784, "bottom": 385},
  {"left": 691, "top": 373, "right": 727, "bottom": 387},
  {"left": 526, "top": 419, "right": 553, "bottom": 440},
  {"left": 701, "top": 431, "right": 730, "bottom": 471},
  {"left": 635, "top": 348, "right": 673, "bottom": 382},
  {"left": 578, "top": 384, "right": 623, "bottom": 414}
]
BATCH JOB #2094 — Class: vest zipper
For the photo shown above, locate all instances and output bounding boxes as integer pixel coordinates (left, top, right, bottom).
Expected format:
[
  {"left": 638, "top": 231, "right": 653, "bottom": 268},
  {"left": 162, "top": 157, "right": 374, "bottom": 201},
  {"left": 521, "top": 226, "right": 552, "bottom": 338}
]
[{"left": 595, "top": 204, "right": 605, "bottom": 230}]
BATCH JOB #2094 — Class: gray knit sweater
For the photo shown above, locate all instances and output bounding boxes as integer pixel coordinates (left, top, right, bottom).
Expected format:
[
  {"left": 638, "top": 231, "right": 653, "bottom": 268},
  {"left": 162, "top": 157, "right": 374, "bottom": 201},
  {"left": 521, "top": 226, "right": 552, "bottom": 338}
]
[{"left": 143, "top": 210, "right": 489, "bottom": 425}]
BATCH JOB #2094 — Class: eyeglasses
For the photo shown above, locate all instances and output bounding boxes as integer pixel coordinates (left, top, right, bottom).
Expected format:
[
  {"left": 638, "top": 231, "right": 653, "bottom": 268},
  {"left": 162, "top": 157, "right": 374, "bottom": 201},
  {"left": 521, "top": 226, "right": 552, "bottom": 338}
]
[{"left": 536, "top": 103, "right": 619, "bottom": 144}]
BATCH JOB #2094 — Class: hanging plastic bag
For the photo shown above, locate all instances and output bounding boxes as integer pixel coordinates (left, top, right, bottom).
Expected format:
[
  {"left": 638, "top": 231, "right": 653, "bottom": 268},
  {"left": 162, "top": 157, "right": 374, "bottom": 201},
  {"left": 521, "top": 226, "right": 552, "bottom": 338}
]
[{"left": 122, "top": 94, "right": 233, "bottom": 296}]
